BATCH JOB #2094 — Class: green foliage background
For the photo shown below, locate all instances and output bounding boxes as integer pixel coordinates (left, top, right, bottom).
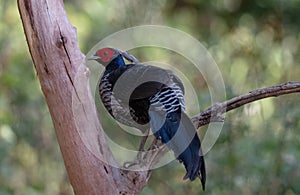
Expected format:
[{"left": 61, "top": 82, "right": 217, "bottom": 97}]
[{"left": 0, "top": 0, "right": 300, "bottom": 194}]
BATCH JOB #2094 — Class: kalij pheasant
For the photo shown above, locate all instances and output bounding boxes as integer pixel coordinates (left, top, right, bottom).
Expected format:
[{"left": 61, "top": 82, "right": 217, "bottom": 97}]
[{"left": 89, "top": 47, "right": 206, "bottom": 190}]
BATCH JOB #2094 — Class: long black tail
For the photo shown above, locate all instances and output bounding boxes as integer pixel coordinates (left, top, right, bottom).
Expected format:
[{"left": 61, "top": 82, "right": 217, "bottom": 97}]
[{"left": 149, "top": 110, "right": 206, "bottom": 190}]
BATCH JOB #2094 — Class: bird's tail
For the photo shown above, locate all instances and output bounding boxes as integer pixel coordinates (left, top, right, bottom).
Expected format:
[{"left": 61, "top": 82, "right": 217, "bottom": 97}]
[{"left": 149, "top": 110, "right": 206, "bottom": 190}]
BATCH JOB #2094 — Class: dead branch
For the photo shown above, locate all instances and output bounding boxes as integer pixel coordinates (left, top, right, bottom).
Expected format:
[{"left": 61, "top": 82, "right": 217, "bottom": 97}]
[{"left": 192, "top": 82, "right": 300, "bottom": 128}]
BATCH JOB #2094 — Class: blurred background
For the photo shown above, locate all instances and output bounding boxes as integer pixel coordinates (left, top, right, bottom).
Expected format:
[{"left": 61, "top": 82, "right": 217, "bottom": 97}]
[{"left": 1, "top": 0, "right": 300, "bottom": 194}]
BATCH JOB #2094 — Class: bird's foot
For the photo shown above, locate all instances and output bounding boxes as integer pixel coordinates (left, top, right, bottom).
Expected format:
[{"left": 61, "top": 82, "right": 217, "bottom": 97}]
[
  {"left": 123, "top": 159, "right": 141, "bottom": 168},
  {"left": 123, "top": 149, "right": 148, "bottom": 168},
  {"left": 123, "top": 131, "right": 149, "bottom": 169}
]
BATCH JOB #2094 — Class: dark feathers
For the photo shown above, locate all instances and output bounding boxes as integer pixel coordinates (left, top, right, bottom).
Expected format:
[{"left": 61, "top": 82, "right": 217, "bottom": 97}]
[{"left": 92, "top": 48, "right": 206, "bottom": 190}]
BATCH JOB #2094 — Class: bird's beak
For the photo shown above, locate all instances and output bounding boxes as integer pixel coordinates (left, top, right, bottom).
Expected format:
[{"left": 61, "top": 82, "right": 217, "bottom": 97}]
[{"left": 87, "top": 54, "right": 100, "bottom": 61}]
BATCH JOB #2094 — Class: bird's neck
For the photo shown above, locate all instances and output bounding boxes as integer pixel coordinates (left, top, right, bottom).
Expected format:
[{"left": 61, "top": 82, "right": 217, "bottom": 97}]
[{"left": 105, "top": 55, "right": 126, "bottom": 72}]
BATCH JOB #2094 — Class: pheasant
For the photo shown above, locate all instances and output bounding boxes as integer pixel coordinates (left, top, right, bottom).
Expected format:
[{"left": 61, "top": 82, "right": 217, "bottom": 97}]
[{"left": 89, "top": 47, "right": 206, "bottom": 190}]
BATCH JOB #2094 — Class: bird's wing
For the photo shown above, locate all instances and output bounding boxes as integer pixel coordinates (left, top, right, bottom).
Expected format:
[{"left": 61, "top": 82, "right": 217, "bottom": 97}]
[{"left": 112, "top": 64, "right": 178, "bottom": 101}]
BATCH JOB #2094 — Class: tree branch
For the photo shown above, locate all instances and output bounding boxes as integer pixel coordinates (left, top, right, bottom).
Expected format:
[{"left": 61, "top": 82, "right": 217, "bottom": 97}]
[{"left": 192, "top": 82, "right": 300, "bottom": 128}]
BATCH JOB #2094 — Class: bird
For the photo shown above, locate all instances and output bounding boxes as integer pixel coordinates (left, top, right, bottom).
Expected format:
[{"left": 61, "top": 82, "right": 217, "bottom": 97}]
[{"left": 89, "top": 47, "right": 206, "bottom": 190}]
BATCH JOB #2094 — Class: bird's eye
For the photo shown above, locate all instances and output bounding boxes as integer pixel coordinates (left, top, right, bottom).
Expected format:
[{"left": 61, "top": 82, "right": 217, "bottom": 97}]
[{"left": 103, "top": 51, "right": 108, "bottom": 56}]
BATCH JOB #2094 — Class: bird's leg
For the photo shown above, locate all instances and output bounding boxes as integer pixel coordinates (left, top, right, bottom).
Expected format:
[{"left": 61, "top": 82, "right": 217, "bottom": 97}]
[
  {"left": 136, "top": 128, "right": 150, "bottom": 161},
  {"left": 123, "top": 128, "right": 150, "bottom": 168},
  {"left": 142, "top": 137, "right": 168, "bottom": 169},
  {"left": 149, "top": 137, "right": 159, "bottom": 150},
  {"left": 142, "top": 138, "right": 158, "bottom": 161}
]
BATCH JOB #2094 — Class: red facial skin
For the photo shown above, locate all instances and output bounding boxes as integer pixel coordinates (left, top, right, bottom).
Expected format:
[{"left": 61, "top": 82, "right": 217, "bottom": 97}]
[{"left": 96, "top": 48, "right": 116, "bottom": 63}]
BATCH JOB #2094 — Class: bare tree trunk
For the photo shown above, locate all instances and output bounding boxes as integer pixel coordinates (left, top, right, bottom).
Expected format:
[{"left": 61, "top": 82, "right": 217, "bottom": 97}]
[{"left": 17, "top": 0, "right": 148, "bottom": 194}]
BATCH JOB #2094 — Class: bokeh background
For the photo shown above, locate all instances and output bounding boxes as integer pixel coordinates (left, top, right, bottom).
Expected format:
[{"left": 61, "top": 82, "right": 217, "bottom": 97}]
[{"left": 1, "top": 0, "right": 300, "bottom": 194}]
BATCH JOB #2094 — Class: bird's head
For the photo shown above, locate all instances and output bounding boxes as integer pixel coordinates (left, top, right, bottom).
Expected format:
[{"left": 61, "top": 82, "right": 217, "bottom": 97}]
[
  {"left": 88, "top": 47, "right": 123, "bottom": 67},
  {"left": 88, "top": 47, "right": 140, "bottom": 69}
]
